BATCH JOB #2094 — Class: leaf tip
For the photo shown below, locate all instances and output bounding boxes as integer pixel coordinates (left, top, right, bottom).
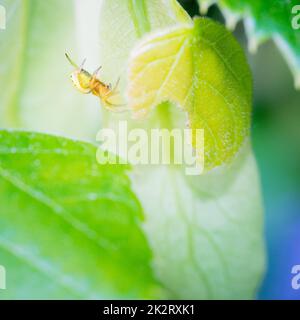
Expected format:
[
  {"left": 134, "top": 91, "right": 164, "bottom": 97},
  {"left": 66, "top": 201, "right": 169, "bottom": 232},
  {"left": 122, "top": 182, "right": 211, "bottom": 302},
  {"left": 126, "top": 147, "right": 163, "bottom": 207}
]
[
  {"left": 222, "top": 8, "right": 241, "bottom": 31},
  {"left": 294, "top": 73, "right": 300, "bottom": 90},
  {"left": 198, "top": 0, "right": 216, "bottom": 15},
  {"left": 244, "top": 17, "right": 268, "bottom": 54}
]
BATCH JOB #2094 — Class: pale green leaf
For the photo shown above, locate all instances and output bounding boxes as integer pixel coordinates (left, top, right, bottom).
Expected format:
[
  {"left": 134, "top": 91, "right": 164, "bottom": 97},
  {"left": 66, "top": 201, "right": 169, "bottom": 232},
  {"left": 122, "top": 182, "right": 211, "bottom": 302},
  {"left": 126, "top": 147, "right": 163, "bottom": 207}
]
[
  {"left": 0, "top": 130, "right": 163, "bottom": 299},
  {"left": 132, "top": 144, "right": 265, "bottom": 299},
  {"left": 127, "top": 18, "right": 252, "bottom": 170}
]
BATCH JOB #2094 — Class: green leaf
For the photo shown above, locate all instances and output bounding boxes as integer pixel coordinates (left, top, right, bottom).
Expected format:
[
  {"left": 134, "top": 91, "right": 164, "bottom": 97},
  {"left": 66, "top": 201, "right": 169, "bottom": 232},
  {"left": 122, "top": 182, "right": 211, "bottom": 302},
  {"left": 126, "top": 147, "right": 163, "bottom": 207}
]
[
  {"left": 98, "top": 0, "right": 265, "bottom": 299},
  {"left": 0, "top": 0, "right": 99, "bottom": 138},
  {"left": 132, "top": 144, "right": 265, "bottom": 299},
  {"left": 198, "top": 0, "right": 300, "bottom": 89},
  {"left": 127, "top": 17, "right": 252, "bottom": 170},
  {"left": 0, "top": 130, "right": 162, "bottom": 299}
]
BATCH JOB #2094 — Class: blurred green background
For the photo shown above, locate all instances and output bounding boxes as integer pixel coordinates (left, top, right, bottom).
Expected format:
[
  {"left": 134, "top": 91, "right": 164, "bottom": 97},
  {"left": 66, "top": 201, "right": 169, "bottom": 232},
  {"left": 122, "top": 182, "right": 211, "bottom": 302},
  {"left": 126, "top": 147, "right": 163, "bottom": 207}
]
[{"left": 179, "top": 0, "right": 300, "bottom": 299}]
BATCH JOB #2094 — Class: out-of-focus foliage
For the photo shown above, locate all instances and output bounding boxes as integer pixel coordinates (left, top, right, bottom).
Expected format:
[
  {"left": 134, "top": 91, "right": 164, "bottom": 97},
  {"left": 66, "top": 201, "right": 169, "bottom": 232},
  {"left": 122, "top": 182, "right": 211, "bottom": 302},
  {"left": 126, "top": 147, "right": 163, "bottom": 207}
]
[
  {"left": 198, "top": 0, "right": 300, "bottom": 88},
  {"left": 0, "top": 130, "right": 161, "bottom": 299}
]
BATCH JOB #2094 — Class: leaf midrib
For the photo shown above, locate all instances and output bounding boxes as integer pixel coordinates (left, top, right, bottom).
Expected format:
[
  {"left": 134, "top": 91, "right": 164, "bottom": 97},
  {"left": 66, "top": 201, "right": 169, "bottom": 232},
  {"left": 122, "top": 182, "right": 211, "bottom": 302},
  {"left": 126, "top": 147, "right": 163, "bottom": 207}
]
[{"left": 127, "top": 0, "right": 150, "bottom": 38}]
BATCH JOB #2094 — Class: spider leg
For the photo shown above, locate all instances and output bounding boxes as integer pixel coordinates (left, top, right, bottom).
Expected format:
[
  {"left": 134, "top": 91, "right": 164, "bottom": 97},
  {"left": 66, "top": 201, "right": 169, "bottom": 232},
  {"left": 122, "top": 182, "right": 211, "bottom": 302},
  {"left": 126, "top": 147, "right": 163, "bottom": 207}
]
[
  {"left": 93, "top": 66, "right": 102, "bottom": 77},
  {"left": 79, "top": 58, "right": 87, "bottom": 72},
  {"left": 102, "top": 94, "right": 127, "bottom": 113},
  {"left": 112, "top": 77, "right": 120, "bottom": 93},
  {"left": 104, "top": 102, "right": 127, "bottom": 113},
  {"left": 65, "top": 53, "right": 79, "bottom": 68}
]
